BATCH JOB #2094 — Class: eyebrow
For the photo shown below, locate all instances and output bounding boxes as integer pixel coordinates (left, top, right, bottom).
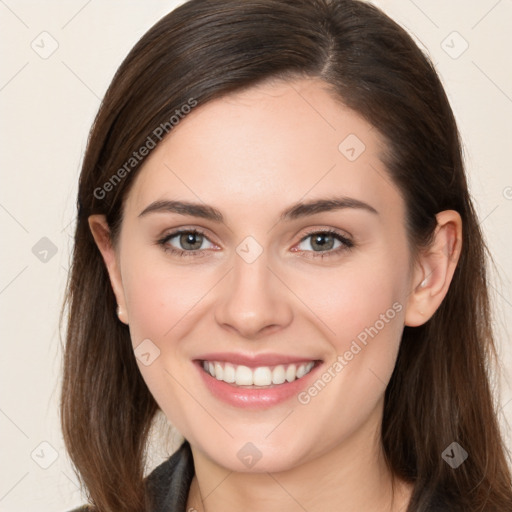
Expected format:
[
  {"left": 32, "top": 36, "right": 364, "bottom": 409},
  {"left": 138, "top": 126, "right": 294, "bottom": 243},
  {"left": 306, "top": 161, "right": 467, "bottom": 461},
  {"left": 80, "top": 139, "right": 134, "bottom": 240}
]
[
  {"left": 138, "top": 196, "right": 378, "bottom": 222},
  {"left": 139, "top": 200, "right": 223, "bottom": 221}
]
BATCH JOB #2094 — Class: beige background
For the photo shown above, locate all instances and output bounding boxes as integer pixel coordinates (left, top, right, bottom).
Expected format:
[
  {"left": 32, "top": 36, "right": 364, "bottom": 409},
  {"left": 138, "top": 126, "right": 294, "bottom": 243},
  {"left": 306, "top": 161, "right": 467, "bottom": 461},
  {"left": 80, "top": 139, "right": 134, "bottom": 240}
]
[{"left": 0, "top": 1, "right": 511, "bottom": 510}]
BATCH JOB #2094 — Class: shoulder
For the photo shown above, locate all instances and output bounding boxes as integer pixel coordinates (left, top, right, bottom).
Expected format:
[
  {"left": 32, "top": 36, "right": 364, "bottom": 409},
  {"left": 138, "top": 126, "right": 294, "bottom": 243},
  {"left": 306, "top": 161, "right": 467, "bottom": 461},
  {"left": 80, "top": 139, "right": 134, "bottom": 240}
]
[
  {"left": 145, "top": 440, "right": 195, "bottom": 511},
  {"left": 64, "top": 443, "right": 194, "bottom": 512}
]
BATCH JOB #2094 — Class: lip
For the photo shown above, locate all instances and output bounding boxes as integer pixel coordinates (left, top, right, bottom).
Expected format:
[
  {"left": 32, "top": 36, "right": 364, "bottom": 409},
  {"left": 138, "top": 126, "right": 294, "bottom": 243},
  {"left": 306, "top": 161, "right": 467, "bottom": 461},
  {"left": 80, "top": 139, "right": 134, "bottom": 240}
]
[{"left": 194, "top": 357, "right": 323, "bottom": 410}]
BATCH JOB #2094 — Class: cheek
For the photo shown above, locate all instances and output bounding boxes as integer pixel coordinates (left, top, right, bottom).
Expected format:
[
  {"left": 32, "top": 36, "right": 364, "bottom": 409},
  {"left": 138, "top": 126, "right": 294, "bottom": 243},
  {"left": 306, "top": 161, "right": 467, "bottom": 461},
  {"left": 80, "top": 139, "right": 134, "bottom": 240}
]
[
  {"left": 122, "top": 255, "right": 215, "bottom": 345},
  {"left": 288, "top": 262, "right": 406, "bottom": 451},
  {"left": 329, "top": 274, "right": 404, "bottom": 353},
  {"left": 294, "top": 251, "right": 407, "bottom": 352},
  {"left": 119, "top": 254, "right": 218, "bottom": 421},
  {"left": 292, "top": 249, "right": 407, "bottom": 409}
]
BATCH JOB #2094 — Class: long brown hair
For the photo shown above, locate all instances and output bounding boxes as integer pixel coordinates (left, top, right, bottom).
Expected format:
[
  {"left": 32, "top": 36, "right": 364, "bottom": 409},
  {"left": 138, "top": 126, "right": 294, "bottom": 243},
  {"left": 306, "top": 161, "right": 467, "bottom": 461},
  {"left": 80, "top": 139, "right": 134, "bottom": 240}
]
[{"left": 60, "top": 1, "right": 512, "bottom": 510}]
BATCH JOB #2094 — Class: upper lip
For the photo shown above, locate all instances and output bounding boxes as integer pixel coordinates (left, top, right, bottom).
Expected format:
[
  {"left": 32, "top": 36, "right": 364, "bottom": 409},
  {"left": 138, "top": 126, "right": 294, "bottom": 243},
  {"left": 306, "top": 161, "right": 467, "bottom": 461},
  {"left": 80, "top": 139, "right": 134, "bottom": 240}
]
[{"left": 195, "top": 352, "right": 321, "bottom": 368}]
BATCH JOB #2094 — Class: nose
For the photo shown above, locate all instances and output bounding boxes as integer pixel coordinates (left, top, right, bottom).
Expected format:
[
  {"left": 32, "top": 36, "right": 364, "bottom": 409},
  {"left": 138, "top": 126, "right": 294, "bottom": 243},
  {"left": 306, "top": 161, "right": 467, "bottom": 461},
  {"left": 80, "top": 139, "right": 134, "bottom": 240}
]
[{"left": 214, "top": 250, "right": 293, "bottom": 339}]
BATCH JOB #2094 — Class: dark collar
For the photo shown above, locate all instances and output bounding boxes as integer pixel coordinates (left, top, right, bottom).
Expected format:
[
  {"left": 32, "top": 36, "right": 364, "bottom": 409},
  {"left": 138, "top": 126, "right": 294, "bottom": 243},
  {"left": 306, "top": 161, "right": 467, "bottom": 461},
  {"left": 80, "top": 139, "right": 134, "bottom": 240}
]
[
  {"left": 145, "top": 441, "right": 195, "bottom": 512},
  {"left": 144, "top": 441, "right": 460, "bottom": 511}
]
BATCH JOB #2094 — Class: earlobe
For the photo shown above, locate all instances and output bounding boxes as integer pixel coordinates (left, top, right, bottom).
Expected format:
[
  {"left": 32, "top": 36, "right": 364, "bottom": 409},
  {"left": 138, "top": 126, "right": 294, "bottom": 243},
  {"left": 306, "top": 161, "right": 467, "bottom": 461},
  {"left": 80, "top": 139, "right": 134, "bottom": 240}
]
[
  {"left": 88, "top": 215, "right": 129, "bottom": 325},
  {"left": 404, "top": 210, "right": 462, "bottom": 327}
]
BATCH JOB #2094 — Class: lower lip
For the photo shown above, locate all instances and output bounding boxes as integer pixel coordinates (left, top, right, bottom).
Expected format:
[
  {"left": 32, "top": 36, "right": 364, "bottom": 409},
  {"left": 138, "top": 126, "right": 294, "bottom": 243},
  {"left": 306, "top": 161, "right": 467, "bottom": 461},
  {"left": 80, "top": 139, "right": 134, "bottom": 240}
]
[{"left": 195, "top": 361, "right": 322, "bottom": 409}]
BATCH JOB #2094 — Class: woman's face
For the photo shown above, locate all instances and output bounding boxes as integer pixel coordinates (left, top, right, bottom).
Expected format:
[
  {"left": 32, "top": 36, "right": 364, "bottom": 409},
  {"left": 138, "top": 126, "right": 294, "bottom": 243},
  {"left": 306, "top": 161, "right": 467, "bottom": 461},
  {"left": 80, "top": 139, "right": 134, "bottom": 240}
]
[{"left": 108, "top": 78, "right": 417, "bottom": 472}]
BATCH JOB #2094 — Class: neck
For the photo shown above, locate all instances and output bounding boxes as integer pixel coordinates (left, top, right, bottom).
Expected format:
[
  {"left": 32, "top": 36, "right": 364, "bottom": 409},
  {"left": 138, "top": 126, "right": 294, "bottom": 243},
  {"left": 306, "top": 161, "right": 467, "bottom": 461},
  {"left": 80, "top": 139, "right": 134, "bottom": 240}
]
[{"left": 186, "top": 404, "right": 413, "bottom": 512}]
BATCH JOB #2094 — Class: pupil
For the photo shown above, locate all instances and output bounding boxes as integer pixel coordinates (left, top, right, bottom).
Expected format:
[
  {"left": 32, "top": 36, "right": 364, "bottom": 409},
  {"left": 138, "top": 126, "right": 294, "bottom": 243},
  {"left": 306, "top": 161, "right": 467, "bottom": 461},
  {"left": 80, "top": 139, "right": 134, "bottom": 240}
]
[
  {"left": 312, "top": 234, "right": 334, "bottom": 251},
  {"left": 181, "top": 232, "right": 202, "bottom": 250}
]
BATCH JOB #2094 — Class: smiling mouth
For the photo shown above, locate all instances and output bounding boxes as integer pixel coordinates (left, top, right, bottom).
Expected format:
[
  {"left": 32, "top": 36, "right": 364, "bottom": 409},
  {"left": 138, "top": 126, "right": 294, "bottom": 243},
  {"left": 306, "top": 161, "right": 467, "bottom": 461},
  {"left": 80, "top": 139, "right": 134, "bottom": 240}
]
[{"left": 199, "top": 360, "right": 319, "bottom": 388}]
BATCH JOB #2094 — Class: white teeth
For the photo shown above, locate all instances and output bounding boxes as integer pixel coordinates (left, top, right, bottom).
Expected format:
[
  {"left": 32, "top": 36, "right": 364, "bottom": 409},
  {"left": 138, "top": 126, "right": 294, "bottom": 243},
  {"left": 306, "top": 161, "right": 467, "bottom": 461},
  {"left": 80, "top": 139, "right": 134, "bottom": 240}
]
[
  {"left": 285, "top": 364, "right": 296, "bottom": 382},
  {"left": 253, "top": 367, "right": 272, "bottom": 386},
  {"left": 223, "top": 363, "right": 236, "bottom": 383},
  {"left": 272, "top": 365, "right": 286, "bottom": 385},
  {"left": 214, "top": 362, "right": 223, "bottom": 380},
  {"left": 296, "top": 364, "right": 307, "bottom": 379},
  {"left": 202, "top": 360, "right": 316, "bottom": 386},
  {"left": 235, "top": 365, "right": 253, "bottom": 385}
]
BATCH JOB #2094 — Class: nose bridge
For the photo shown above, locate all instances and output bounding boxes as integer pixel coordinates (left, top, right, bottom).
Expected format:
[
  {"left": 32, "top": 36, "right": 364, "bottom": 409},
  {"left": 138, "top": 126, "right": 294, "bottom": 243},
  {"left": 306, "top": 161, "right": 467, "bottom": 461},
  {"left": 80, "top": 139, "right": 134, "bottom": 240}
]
[{"left": 214, "top": 240, "right": 293, "bottom": 337}]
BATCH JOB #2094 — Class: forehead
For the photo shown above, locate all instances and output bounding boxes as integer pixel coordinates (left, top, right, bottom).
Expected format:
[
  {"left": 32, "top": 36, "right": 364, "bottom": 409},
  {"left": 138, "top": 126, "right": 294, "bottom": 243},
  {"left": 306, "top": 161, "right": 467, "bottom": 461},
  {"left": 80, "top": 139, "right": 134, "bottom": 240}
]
[{"left": 126, "top": 78, "right": 403, "bottom": 223}]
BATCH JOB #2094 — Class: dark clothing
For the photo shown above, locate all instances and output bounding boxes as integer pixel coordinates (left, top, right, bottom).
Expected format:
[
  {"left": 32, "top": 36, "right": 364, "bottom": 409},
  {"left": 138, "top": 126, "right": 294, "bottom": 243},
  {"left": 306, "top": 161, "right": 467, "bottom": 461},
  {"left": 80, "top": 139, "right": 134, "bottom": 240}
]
[
  {"left": 68, "top": 441, "right": 193, "bottom": 512},
  {"left": 146, "top": 440, "right": 195, "bottom": 511},
  {"left": 69, "top": 440, "right": 458, "bottom": 511}
]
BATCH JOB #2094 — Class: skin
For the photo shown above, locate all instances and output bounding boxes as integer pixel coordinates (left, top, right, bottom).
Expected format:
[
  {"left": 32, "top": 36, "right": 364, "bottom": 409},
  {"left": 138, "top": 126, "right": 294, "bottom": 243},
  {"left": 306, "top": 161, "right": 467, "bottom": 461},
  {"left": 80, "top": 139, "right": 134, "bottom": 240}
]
[{"left": 90, "top": 78, "right": 462, "bottom": 512}]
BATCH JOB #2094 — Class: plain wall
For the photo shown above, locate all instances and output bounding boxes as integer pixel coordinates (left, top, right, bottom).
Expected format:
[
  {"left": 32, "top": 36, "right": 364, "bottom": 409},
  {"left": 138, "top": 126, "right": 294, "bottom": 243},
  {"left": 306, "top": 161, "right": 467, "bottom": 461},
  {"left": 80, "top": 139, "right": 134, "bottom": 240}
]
[{"left": 0, "top": 1, "right": 510, "bottom": 510}]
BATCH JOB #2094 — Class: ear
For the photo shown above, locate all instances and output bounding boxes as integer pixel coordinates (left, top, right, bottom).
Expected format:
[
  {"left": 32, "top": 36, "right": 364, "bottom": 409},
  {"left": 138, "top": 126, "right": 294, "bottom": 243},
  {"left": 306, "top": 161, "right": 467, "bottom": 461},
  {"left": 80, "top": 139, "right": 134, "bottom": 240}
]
[
  {"left": 405, "top": 210, "right": 462, "bottom": 327},
  {"left": 88, "top": 215, "right": 129, "bottom": 324}
]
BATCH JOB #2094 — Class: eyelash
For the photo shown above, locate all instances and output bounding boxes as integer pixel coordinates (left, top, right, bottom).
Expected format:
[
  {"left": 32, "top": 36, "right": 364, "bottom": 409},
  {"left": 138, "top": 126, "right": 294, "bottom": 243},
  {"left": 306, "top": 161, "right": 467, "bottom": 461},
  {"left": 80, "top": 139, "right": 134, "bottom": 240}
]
[
  {"left": 294, "top": 228, "right": 354, "bottom": 259},
  {"left": 156, "top": 228, "right": 212, "bottom": 259},
  {"left": 156, "top": 228, "right": 354, "bottom": 259}
]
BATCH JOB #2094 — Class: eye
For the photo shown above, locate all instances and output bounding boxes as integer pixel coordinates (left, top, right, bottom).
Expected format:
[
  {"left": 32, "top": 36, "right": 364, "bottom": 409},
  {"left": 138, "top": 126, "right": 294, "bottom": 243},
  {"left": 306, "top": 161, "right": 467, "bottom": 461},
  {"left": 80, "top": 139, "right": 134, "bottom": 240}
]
[
  {"left": 157, "top": 229, "right": 217, "bottom": 257},
  {"left": 294, "top": 229, "right": 353, "bottom": 257},
  {"left": 156, "top": 228, "right": 353, "bottom": 259}
]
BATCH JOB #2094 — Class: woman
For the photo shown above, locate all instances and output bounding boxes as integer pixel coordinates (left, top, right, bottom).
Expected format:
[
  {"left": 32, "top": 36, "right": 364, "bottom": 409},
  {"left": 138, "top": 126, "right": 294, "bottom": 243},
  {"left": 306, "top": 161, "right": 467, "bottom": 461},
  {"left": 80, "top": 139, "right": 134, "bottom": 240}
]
[{"left": 61, "top": 0, "right": 512, "bottom": 511}]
